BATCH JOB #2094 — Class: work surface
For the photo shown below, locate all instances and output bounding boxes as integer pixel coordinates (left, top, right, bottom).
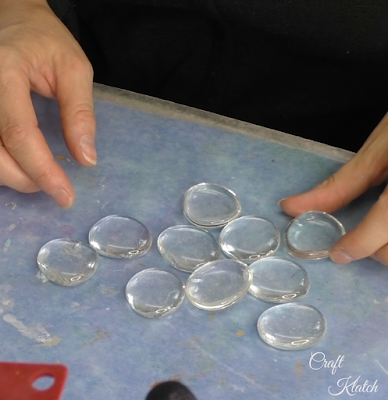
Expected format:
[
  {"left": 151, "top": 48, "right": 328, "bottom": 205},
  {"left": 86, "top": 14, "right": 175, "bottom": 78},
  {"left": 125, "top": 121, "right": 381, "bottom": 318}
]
[{"left": 1, "top": 84, "right": 387, "bottom": 400}]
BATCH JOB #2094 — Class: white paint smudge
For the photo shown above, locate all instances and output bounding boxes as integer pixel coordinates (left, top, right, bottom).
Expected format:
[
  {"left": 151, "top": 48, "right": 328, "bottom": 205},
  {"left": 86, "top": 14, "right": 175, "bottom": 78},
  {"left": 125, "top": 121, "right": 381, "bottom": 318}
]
[
  {"left": 372, "top": 298, "right": 388, "bottom": 304},
  {"left": 375, "top": 360, "right": 388, "bottom": 377},
  {"left": 0, "top": 284, "right": 15, "bottom": 313},
  {"left": 3, "top": 314, "right": 60, "bottom": 347},
  {"left": 7, "top": 224, "right": 16, "bottom": 232},
  {"left": 3, "top": 239, "right": 11, "bottom": 253},
  {"left": 69, "top": 301, "right": 90, "bottom": 313},
  {"left": 5, "top": 202, "right": 17, "bottom": 210},
  {"left": 99, "top": 284, "right": 120, "bottom": 297},
  {"left": 36, "top": 336, "right": 62, "bottom": 347},
  {"left": 230, "top": 384, "right": 245, "bottom": 393}
]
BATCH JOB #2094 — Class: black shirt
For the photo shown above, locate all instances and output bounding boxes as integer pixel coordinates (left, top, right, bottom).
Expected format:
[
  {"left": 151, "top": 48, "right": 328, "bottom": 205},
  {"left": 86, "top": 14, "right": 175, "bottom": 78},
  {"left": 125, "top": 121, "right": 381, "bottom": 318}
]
[{"left": 48, "top": 0, "right": 388, "bottom": 151}]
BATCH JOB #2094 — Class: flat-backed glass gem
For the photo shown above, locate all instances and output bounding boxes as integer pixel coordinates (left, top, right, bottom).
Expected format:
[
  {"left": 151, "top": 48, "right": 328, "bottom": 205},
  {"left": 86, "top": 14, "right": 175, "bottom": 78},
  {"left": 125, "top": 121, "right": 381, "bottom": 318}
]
[
  {"left": 37, "top": 239, "right": 99, "bottom": 286},
  {"left": 183, "top": 183, "right": 242, "bottom": 228},
  {"left": 125, "top": 268, "right": 185, "bottom": 318},
  {"left": 257, "top": 303, "right": 326, "bottom": 350},
  {"left": 219, "top": 216, "right": 280, "bottom": 263},
  {"left": 249, "top": 257, "right": 310, "bottom": 303},
  {"left": 157, "top": 225, "right": 221, "bottom": 273},
  {"left": 284, "top": 211, "right": 345, "bottom": 259},
  {"left": 185, "top": 259, "right": 252, "bottom": 310},
  {"left": 89, "top": 215, "right": 152, "bottom": 259}
]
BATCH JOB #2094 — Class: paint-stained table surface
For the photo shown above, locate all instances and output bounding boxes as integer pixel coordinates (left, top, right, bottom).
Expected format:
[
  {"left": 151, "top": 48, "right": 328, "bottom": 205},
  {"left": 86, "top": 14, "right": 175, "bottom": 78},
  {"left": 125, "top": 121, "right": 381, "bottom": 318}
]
[{"left": 1, "top": 84, "right": 387, "bottom": 399}]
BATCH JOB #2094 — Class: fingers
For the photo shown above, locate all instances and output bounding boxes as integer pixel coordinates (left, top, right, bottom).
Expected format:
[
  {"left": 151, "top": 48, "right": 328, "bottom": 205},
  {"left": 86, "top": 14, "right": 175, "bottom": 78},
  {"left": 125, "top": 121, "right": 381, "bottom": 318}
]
[
  {"left": 371, "top": 244, "right": 388, "bottom": 266},
  {"left": 278, "top": 112, "right": 388, "bottom": 266},
  {"left": 0, "top": 67, "right": 75, "bottom": 207},
  {"left": 54, "top": 53, "right": 97, "bottom": 167},
  {"left": 0, "top": 138, "right": 39, "bottom": 192},
  {"left": 0, "top": 2, "right": 96, "bottom": 207},
  {"left": 279, "top": 156, "right": 375, "bottom": 217},
  {"left": 280, "top": 112, "right": 388, "bottom": 218},
  {"left": 330, "top": 187, "right": 388, "bottom": 264}
]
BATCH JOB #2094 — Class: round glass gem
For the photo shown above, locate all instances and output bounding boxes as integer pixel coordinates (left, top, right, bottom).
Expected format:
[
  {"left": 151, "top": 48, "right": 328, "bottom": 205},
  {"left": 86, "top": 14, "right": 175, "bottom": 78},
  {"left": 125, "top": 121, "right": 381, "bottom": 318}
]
[
  {"left": 37, "top": 239, "right": 99, "bottom": 286},
  {"left": 257, "top": 303, "right": 326, "bottom": 350},
  {"left": 157, "top": 225, "right": 221, "bottom": 273},
  {"left": 284, "top": 211, "right": 345, "bottom": 259},
  {"left": 89, "top": 215, "right": 152, "bottom": 259},
  {"left": 249, "top": 257, "right": 310, "bottom": 303},
  {"left": 125, "top": 268, "right": 185, "bottom": 318},
  {"left": 185, "top": 259, "right": 253, "bottom": 310},
  {"left": 183, "top": 183, "right": 242, "bottom": 228},
  {"left": 219, "top": 216, "right": 280, "bottom": 264}
]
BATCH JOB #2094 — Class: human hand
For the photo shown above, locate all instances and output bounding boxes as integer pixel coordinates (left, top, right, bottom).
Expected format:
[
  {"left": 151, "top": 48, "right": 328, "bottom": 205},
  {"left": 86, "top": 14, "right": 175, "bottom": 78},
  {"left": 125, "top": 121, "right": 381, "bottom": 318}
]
[
  {"left": 0, "top": 0, "right": 96, "bottom": 208},
  {"left": 279, "top": 112, "right": 388, "bottom": 266}
]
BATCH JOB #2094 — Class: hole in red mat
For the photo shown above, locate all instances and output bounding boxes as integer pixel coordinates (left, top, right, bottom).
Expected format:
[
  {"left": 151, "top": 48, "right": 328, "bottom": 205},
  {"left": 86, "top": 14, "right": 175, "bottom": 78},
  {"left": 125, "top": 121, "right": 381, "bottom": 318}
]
[{"left": 32, "top": 375, "right": 55, "bottom": 391}]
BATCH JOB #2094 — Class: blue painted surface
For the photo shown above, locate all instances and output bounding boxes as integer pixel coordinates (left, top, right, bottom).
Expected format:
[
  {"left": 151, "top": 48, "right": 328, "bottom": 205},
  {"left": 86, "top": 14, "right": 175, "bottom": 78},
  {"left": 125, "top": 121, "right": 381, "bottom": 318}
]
[{"left": 0, "top": 92, "right": 387, "bottom": 399}]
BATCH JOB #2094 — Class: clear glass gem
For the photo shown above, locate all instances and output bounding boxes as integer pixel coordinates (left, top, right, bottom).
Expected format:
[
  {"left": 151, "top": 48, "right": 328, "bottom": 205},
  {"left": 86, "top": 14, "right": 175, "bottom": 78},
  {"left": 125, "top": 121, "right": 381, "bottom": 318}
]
[
  {"left": 125, "top": 268, "right": 185, "bottom": 318},
  {"left": 257, "top": 303, "right": 327, "bottom": 350},
  {"left": 219, "top": 216, "right": 280, "bottom": 263},
  {"left": 183, "top": 183, "right": 242, "bottom": 228},
  {"left": 249, "top": 257, "right": 310, "bottom": 303},
  {"left": 284, "top": 211, "right": 345, "bottom": 259},
  {"left": 37, "top": 239, "right": 99, "bottom": 286},
  {"left": 185, "top": 259, "right": 252, "bottom": 310},
  {"left": 89, "top": 215, "right": 152, "bottom": 259},
  {"left": 157, "top": 225, "right": 221, "bottom": 273}
]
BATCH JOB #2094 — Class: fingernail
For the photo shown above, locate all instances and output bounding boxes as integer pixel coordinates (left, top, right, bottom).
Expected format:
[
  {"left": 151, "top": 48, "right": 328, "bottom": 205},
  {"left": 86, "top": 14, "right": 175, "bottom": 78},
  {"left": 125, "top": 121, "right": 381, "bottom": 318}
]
[
  {"left": 80, "top": 135, "right": 97, "bottom": 165},
  {"left": 51, "top": 188, "right": 73, "bottom": 208},
  {"left": 330, "top": 249, "right": 353, "bottom": 265},
  {"left": 278, "top": 197, "right": 290, "bottom": 207}
]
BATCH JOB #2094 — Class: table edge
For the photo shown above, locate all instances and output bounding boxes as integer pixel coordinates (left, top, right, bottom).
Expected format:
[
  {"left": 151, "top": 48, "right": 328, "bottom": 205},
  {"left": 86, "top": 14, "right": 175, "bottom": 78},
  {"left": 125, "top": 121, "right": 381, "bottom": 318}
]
[{"left": 93, "top": 83, "right": 354, "bottom": 164}]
